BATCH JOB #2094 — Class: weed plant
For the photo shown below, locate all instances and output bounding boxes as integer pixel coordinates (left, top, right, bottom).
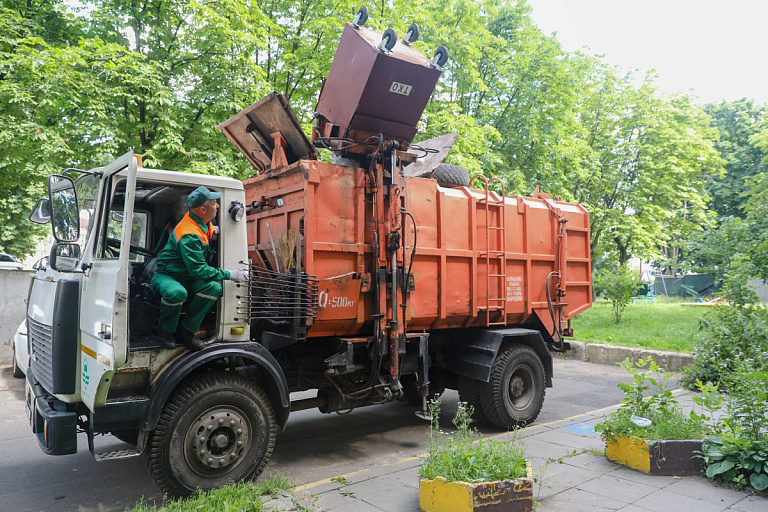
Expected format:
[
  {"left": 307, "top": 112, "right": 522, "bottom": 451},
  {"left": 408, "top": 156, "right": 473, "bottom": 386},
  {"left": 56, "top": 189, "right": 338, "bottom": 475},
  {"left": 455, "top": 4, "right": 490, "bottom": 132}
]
[
  {"left": 419, "top": 399, "right": 527, "bottom": 483},
  {"left": 126, "top": 472, "right": 294, "bottom": 512},
  {"left": 595, "top": 358, "right": 706, "bottom": 442}
]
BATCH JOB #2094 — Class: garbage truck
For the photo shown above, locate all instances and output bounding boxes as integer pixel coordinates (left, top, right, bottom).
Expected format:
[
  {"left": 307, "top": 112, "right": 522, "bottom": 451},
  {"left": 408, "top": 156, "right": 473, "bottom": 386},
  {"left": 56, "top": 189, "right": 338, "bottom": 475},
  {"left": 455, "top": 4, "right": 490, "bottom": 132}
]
[{"left": 23, "top": 11, "right": 592, "bottom": 497}]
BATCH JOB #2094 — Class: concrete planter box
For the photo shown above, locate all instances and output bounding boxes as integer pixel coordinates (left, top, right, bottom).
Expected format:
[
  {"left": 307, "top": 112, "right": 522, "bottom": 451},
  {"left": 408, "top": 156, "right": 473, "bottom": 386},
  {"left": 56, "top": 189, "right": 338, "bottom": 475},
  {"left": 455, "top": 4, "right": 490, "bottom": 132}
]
[
  {"left": 419, "top": 461, "right": 533, "bottom": 512},
  {"left": 606, "top": 436, "right": 703, "bottom": 475}
]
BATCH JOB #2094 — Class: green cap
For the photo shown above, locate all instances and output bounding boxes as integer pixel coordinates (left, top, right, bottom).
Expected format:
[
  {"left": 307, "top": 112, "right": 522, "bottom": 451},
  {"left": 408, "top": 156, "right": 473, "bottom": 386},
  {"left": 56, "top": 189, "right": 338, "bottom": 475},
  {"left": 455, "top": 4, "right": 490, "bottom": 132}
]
[{"left": 188, "top": 186, "right": 221, "bottom": 208}]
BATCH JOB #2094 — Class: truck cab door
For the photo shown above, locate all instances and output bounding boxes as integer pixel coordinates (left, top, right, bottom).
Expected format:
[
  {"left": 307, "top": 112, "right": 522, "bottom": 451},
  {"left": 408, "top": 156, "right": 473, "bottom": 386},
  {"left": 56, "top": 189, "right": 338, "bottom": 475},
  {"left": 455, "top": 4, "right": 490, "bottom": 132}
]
[{"left": 79, "top": 152, "right": 138, "bottom": 411}]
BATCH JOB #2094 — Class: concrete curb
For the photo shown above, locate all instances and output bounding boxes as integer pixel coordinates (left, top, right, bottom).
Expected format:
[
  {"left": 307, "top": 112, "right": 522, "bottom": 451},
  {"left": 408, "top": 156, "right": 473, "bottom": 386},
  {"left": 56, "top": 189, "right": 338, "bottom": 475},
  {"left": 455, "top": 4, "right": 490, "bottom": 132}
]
[{"left": 556, "top": 341, "right": 693, "bottom": 371}]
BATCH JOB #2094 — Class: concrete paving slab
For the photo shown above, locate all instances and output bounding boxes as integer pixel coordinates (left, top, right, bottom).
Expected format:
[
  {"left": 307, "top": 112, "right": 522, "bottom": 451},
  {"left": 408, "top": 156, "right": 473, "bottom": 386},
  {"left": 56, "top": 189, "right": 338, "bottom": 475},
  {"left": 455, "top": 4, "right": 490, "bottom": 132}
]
[
  {"left": 347, "top": 475, "right": 420, "bottom": 512},
  {"left": 729, "top": 495, "right": 768, "bottom": 511},
  {"left": 608, "top": 467, "right": 680, "bottom": 488},
  {"left": 319, "top": 498, "right": 384, "bottom": 512},
  {"left": 527, "top": 428, "right": 604, "bottom": 450},
  {"left": 538, "top": 461, "right": 602, "bottom": 498},
  {"left": 576, "top": 474, "right": 658, "bottom": 503},
  {"left": 632, "top": 488, "right": 733, "bottom": 512},
  {"left": 664, "top": 477, "right": 745, "bottom": 507},
  {"left": 307, "top": 489, "right": 361, "bottom": 511},
  {"left": 615, "top": 505, "right": 652, "bottom": 512},
  {"left": 562, "top": 452, "right": 618, "bottom": 474},
  {"left": 522, "top": 438, "right": 583, "bottom": 461},
  {"left": 386, "top": 466, "right": 421, "bottom": 490},
  {"left": 540, "top": 487, "right": 627, "bottom": 510}
]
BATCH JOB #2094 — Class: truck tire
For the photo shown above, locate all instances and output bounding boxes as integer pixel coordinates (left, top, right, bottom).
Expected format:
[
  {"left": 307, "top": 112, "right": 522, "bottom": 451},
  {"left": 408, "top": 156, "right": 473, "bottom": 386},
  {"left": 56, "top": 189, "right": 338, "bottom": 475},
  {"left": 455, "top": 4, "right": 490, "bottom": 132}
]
[
  {"left": 144, "top": 372, "right": 276, "bottom": 497},
  {"left": 12, "top": 344, "right": 24, "bottom": 378},
  {"left": 478, "top": 344, "right": 546, "bottom": 429},
  {"left": 457, "top": 375, "right": 489, "bottom": 424},
  {"left": 431, "top": 163, "right": 470, "bottom": 188}
]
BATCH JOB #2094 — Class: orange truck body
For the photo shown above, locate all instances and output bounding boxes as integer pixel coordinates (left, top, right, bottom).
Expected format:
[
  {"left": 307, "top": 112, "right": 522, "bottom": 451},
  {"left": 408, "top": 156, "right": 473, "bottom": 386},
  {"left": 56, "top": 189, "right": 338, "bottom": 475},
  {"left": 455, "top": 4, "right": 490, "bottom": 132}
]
[{"left": 243, "top": 160, "right": 591, "bottom": 338}]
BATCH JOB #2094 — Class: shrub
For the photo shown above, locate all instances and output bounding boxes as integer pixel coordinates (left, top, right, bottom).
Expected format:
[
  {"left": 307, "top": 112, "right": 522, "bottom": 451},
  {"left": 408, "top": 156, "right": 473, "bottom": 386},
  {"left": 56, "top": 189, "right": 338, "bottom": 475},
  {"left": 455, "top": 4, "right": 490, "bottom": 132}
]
[
  {"left": 419, "top": 400, "right": 526, "bottom": 483},
  {"left": 700, "top": 365, "right": 768, "bottom": 491},
  {"left": 593, "top": 264, "right": 640, "bottom": 324},
  {"left": 596, "top": 358, "right": 706, "bottom": 442},
  {"left": 681, "top": 304, "right": 768, "bottom": 388}
]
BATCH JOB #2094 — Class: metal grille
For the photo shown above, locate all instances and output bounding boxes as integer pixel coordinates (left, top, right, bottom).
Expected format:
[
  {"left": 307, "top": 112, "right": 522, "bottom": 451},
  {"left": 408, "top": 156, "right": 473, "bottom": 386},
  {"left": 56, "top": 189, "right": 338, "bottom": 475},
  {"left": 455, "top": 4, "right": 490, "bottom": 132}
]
[
  {"left": 239, "top": 265, "right": 319, "bottom": 322},
  {"left": 28, "top": 317, "right": 54, "bottom": 392}
]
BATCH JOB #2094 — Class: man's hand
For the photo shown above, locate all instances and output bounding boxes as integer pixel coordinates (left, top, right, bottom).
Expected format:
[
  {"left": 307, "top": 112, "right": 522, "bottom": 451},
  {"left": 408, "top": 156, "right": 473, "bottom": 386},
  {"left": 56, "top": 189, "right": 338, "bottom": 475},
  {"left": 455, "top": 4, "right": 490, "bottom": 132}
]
[{"left": 229, "top": 270, "right": 249, "bottom": 283}]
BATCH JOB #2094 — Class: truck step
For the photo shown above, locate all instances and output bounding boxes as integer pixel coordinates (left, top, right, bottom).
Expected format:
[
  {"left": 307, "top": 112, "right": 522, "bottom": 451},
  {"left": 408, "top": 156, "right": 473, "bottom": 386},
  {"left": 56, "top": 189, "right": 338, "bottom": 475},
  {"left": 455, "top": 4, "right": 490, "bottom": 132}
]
[{"left": 94, "top": 447, "right": 142, "bottom": 462}]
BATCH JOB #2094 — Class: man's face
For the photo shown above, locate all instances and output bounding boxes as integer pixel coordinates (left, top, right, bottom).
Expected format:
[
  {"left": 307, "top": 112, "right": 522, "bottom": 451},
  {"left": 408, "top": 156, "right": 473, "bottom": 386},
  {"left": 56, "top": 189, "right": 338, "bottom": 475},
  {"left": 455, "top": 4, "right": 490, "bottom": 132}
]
[{"left": 196, "top": 198, "right": 219, "bottom": 223}]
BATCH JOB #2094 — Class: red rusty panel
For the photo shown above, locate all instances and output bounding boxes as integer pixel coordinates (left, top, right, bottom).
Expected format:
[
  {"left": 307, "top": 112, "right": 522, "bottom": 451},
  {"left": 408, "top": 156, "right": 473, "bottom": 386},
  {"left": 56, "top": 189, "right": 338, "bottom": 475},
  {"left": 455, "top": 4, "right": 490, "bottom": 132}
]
[{"left": 243, "top": 160, "right": 591, "bottom": 338}]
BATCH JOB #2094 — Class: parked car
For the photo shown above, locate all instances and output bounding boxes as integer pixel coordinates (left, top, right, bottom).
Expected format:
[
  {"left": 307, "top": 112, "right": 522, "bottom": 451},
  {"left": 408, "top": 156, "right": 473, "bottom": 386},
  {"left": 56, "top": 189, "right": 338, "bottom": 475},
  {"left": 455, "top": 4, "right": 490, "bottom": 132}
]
[
  {"left": 0, "top": 253, "right": 23, "bottom": 270},
  {"left": 12, "top": 321, "right": 27, "bottom": 378}
]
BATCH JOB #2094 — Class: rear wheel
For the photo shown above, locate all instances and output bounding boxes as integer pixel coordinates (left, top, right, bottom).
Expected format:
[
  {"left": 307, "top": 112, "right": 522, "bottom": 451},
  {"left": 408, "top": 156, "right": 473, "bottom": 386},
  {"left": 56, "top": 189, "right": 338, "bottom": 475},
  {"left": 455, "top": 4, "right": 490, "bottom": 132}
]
[
  {"left": 12, "top": 344, "right": 24, "bottom": 378},
  {"left": 457, "top": 375, "right": 489, "bottom": 424},
  {"left": 479, "top": 344, "right": 546, "bottom": 429},
  {"left": 144, "top": 372, "right": 276, "bottom": 497}
]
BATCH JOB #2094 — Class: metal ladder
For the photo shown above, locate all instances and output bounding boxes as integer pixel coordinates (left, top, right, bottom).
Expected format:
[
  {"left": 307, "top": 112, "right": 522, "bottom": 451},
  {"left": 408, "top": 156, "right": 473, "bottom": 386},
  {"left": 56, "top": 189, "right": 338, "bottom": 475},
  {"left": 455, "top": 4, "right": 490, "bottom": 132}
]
[{"left": 472, "top": 175, "right": 507, "bottom": 326}]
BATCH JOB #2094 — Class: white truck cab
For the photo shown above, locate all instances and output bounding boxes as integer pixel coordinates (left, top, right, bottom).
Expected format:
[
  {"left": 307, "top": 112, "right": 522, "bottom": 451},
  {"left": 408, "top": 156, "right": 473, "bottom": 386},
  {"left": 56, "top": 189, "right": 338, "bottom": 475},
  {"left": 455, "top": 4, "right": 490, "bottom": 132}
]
[{"left": 24, "top": 153, "right": 289, "bottom": 495}]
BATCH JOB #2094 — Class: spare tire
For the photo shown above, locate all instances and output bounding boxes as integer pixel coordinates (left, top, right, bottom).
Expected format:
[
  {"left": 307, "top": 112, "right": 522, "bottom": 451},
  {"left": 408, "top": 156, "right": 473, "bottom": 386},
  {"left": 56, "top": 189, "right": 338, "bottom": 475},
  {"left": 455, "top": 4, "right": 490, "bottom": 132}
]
[{"left": 431, "top": 163, "right": 470, "bottom": 188}]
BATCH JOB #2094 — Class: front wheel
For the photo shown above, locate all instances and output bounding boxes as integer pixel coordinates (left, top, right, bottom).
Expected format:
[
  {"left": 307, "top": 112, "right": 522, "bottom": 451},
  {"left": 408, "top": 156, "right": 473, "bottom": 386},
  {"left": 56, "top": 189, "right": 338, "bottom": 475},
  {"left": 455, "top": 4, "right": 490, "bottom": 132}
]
[
  {"left": 144, "top": 372, "right": 276, "bottom": 497},
  {"left": 478, "top": 344, "right": 546, "bottom": 429}
]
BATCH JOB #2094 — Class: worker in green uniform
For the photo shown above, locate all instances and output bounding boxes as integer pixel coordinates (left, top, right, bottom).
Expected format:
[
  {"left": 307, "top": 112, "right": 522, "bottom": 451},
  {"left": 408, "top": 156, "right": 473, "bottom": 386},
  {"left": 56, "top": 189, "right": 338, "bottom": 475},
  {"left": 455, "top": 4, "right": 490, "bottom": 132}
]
[{"left": 151, "top": 186, "right": 248, "bottom": 351}]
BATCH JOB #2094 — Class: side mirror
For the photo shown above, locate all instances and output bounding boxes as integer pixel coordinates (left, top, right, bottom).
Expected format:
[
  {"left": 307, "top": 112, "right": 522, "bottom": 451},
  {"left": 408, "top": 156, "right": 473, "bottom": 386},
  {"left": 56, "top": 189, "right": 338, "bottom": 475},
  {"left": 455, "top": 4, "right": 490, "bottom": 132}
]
[
  {"left": 49, "top": 242, "right": 81, "bottom": 272},
  {"left": 29, "top": 197, "right": 51, "bottom": 224},
  {"left": 48, "top": 175, "right": 79, "bottom": 242}
]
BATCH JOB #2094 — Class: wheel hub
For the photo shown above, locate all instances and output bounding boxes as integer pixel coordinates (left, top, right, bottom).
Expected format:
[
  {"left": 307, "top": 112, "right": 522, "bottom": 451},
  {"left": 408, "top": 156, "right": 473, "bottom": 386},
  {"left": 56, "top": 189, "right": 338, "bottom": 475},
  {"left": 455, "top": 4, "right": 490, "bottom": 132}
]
[
  {"left": 506, "top": 367, "right": 534, "bottom": 411},
  {"left": 184, "top": 407, "right": 250, "bottom": 477},
  {"left": 510, "top": 375, "right": 525, "bottom": 398}
]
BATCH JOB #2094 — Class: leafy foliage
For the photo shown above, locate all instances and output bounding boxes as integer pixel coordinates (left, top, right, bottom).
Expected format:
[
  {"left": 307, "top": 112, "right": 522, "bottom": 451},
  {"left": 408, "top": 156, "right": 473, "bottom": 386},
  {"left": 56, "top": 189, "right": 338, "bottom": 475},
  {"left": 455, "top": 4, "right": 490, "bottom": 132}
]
[
  {"left": 420, "top": 399, "right": 527, "bottom": 483},
  {"left": 593, "top": 263, "right": 640, "bottom": 323},
  {"left": 681, "top": 304, "right": 768, "bottom": 388},
  {"left": 0, "top": 0, "right": 738, "bottom": 268},
  {"left": 699, "top": 365, "right": 768, "bottom": 491},
  {"left": 595, "top": 358, "right": 706, "bottom": 442}
]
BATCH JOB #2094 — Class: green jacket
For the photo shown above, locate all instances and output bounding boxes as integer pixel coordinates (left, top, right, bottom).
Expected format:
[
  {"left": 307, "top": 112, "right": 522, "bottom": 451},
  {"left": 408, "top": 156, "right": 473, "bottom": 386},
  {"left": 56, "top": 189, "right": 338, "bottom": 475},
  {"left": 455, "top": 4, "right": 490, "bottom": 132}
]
[{"left": 155, "top": 211, "right": 230, "bottom": 281}]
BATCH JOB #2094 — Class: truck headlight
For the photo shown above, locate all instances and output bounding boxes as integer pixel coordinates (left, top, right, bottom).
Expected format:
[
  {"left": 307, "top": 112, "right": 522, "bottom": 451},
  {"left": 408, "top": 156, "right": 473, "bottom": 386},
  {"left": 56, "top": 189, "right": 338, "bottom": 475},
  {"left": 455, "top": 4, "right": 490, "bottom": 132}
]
[{"left": 228, "top": 202, "right": 245, "bottom": 222}]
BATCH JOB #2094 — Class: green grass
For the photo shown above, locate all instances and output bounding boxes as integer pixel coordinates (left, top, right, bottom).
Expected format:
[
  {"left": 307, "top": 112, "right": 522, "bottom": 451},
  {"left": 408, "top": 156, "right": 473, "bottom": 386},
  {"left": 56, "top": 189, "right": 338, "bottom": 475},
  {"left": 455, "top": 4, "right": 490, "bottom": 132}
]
[
  {"left": 125, "top": 473, "right": 294, "bottom": 512},
  {"left": 567, "top": 300, "right": 707, "bottom": 353}
]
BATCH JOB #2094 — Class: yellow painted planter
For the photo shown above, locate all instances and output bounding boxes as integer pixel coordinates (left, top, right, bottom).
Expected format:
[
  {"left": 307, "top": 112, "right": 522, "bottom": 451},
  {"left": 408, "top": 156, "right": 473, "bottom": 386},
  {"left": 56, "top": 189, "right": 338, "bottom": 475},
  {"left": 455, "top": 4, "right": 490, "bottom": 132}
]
[
  {"left": 419, "top": 461, "right": 533, "bottom": 512},
  {"left": 606, "top": 436, "right": 703, "bottom": 475}
]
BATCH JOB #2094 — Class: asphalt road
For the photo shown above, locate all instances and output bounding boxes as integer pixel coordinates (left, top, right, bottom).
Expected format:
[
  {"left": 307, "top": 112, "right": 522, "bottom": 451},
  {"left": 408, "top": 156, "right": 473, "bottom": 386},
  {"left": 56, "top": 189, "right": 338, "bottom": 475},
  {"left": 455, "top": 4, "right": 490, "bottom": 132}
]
[{"left": 0, "top": 359, "right": 633, "bottom": 512}]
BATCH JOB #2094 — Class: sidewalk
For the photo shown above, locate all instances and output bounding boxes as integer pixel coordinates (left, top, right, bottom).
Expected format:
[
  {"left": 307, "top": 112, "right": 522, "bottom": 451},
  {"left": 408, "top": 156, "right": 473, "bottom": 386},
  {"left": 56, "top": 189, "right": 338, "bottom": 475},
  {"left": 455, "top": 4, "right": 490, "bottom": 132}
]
[{"left": 295, "top": 391, "right": 767, "bottom": 512}]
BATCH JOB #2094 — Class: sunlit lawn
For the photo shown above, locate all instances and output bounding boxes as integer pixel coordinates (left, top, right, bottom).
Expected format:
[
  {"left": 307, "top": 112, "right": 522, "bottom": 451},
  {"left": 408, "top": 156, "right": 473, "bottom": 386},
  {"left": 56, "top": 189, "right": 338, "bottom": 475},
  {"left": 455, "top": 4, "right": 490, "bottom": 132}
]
[{"left": 566, "top": 299, "right": 709, "bottom": 353}]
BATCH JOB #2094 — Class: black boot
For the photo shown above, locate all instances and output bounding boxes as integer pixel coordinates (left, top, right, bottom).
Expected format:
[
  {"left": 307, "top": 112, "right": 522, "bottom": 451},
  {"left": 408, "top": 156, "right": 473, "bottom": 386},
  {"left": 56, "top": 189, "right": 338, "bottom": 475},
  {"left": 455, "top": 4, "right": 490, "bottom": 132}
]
[
  {"left": 158, "top": 325, "right": 177, "bottom": 350},
  {"left": 177, "top": 327, "right": 205, "bottom": 351}
]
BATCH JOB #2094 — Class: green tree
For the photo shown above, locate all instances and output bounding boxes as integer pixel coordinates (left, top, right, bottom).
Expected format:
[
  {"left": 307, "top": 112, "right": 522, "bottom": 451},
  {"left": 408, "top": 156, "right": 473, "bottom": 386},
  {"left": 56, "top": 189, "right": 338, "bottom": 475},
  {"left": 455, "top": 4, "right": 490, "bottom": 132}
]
[{"left": 704, "top": 100, "right": 767, "bottom": 219}]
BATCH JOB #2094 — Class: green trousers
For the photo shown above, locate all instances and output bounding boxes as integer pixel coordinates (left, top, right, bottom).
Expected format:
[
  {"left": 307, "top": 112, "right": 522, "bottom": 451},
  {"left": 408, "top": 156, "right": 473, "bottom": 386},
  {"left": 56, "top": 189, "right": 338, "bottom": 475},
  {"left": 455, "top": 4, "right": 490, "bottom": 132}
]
[{"left": 151, "top": 272, "right": 222, "bottom": 334}]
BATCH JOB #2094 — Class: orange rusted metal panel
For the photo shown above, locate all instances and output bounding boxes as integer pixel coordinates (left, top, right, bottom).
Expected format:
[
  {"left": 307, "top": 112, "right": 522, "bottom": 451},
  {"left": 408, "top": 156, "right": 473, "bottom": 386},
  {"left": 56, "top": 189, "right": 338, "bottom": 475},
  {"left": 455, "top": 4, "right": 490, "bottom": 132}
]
[{"left": 244, "top": 161, "right": 591, "bottom": 338}]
